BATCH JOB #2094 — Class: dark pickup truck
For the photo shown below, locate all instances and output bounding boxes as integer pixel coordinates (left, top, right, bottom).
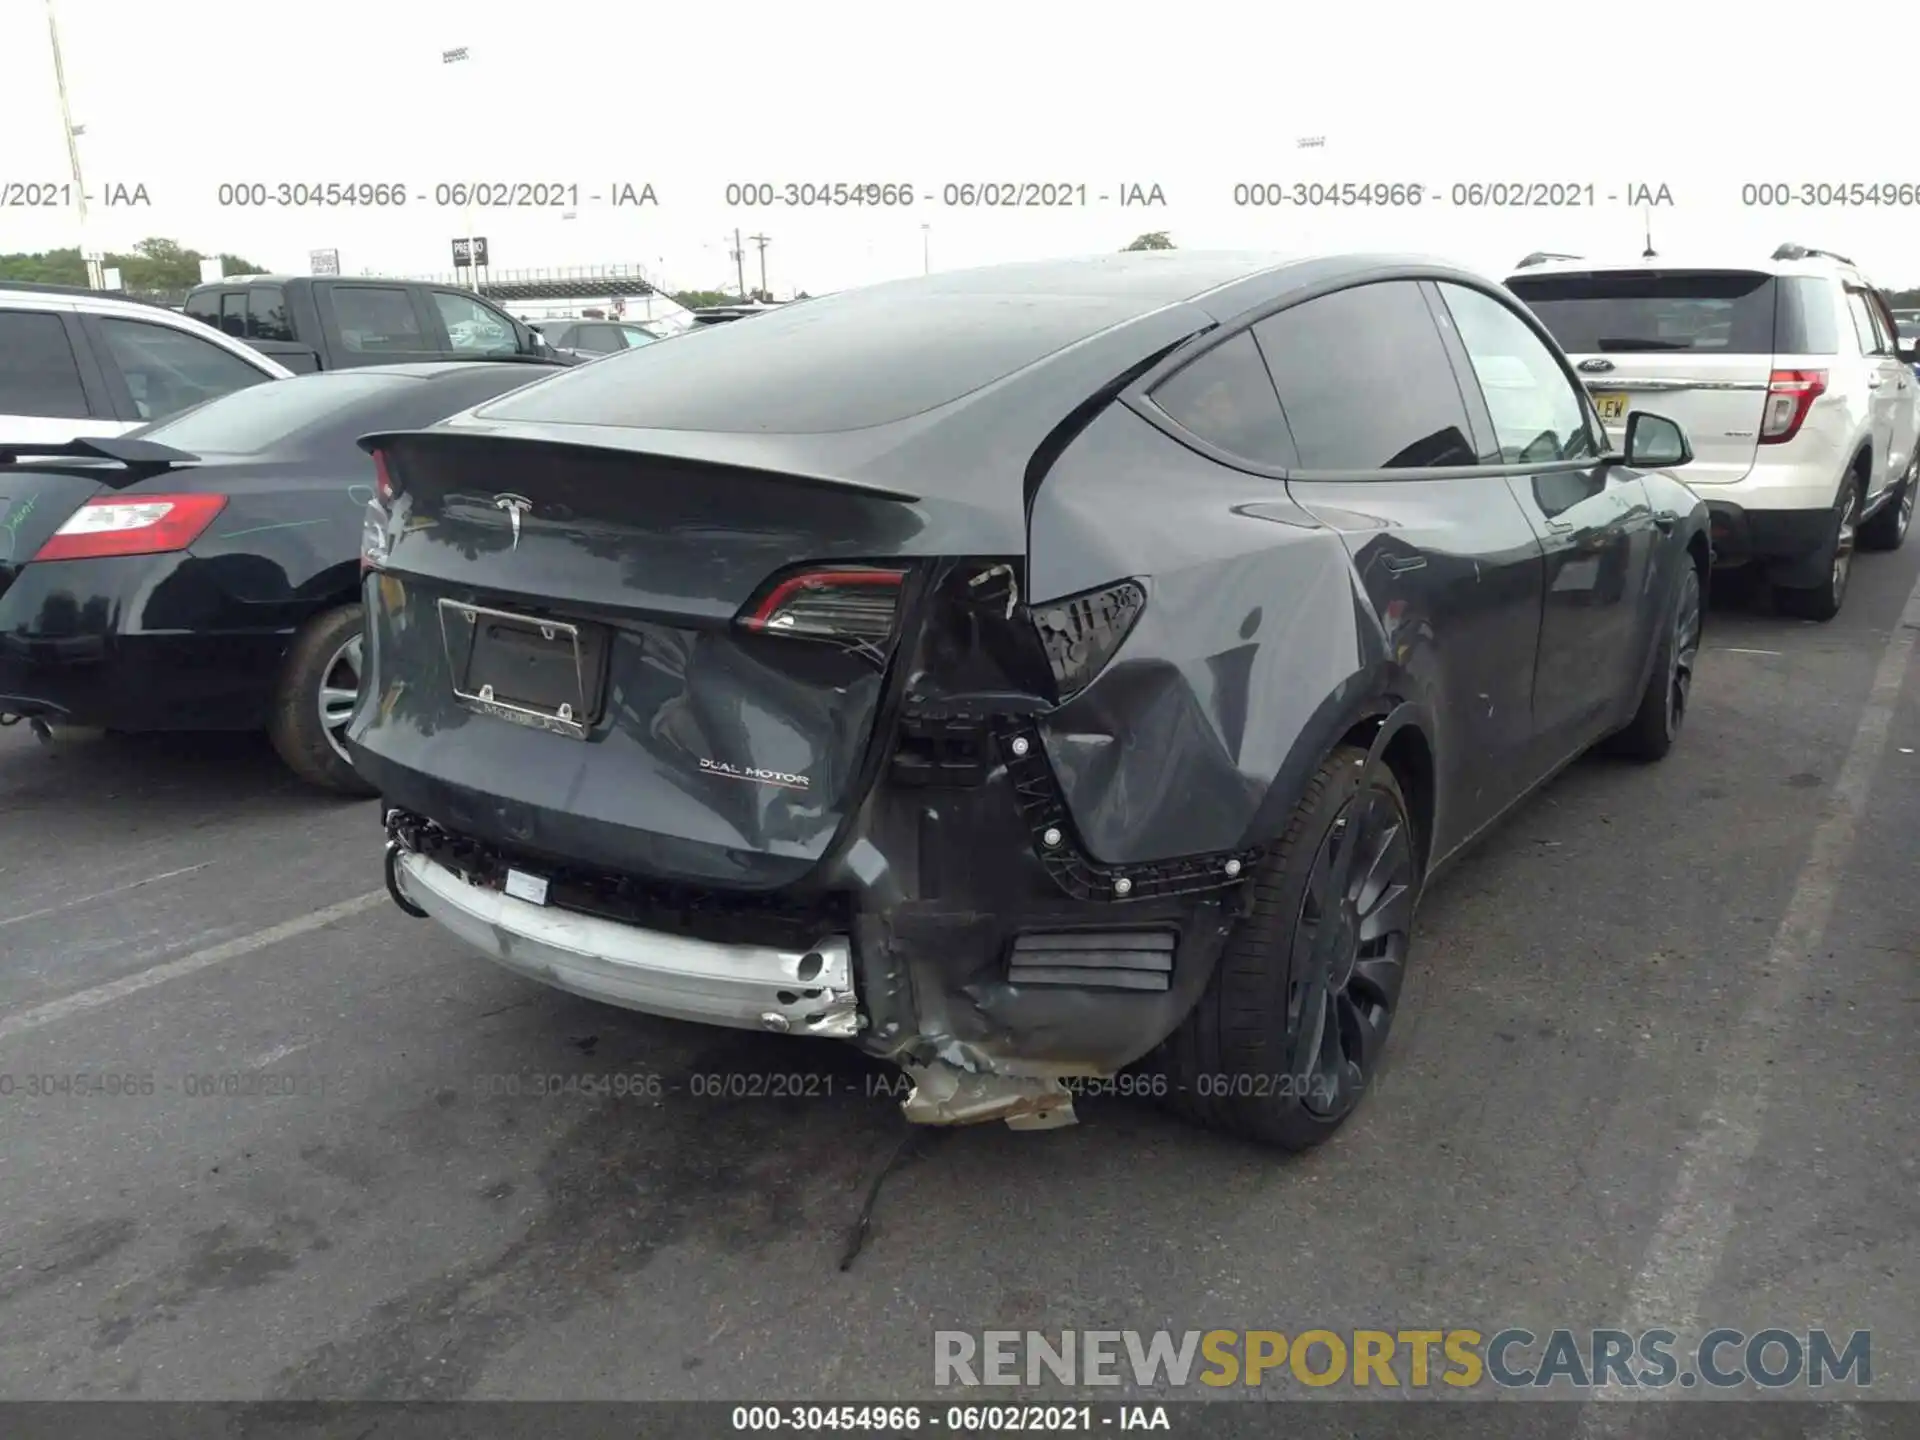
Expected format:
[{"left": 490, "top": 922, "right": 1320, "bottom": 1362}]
[{"left": 182, "top": 275, "right": 577, "bottom": 373}]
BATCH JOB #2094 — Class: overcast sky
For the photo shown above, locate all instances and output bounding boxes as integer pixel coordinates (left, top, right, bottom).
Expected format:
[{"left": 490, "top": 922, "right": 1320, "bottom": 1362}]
[{"left": 3, "top": 0, "right": 1917, "bottom": 295}]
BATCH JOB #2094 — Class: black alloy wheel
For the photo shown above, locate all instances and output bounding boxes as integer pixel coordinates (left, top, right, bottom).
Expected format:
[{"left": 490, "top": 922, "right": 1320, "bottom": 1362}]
[
  {"left": 1285, "top": 784, "right": 1418, "bottom": 1122},
  {"left": 1157, "top": 745, "right": 1422, "bottom": 1151},
  {"left": 1606, "top": 559, "right": 1703, "bottom": 762}
]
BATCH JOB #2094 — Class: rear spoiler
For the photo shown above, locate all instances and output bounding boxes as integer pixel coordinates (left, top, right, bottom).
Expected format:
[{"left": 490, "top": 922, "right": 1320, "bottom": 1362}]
[
  {"left": 0, "top": 435, "right": 200, "bottom": 481},
  {"left": 357, "top": 426, "right": 922, "bottom": 502}
]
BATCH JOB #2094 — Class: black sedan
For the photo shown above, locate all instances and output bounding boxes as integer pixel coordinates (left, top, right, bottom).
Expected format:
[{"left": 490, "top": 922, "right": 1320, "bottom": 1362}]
[
  {"left": 0, "top": 362, "right": 557, "bottom": 795},
  {"left": 355, "top": 253, "right": 1710, "bottom": 1152}
]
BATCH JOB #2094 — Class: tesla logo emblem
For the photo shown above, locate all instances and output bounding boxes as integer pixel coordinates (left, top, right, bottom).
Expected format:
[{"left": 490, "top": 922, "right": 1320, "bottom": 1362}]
[
  {"left": 1578, "top": 358, "right": 1616, "bottom": 373},
  {"left": 493, "top": 494, "right": 532, "bottom": 549}
]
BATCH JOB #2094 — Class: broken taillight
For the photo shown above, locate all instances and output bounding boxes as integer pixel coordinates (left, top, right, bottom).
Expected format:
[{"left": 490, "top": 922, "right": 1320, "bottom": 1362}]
[
  {"left": 1030, "top": 580, "right": 1147, "bottom": 700},
  {"left": 738, "top": 566, "right": 907, "bottom": 645}
]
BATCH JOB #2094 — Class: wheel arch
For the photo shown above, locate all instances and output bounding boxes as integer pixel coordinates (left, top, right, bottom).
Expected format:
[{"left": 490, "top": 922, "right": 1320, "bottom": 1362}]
[{"left": 1240, "top": 684, "right": 1439, "bottom": 877}]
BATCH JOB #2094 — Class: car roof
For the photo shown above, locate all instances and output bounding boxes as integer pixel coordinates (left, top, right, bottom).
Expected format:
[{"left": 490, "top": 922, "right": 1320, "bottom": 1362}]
[
  {"left": 0, "top": 282, "right": 186, "bottom": 314},
  {"left": 368, "top": 250, "right": 1499, "bottom": 514},
  {"left": 291, "top": 361, "right": 536, "bottom": 381}
]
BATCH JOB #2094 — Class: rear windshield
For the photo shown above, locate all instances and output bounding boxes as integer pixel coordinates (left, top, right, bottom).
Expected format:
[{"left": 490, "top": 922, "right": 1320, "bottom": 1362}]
[
  {"left": 1508, "top": 270, "right": 1782, "bottom": 355},
  {"left": 474, "top": 291, "right": 1149, "bottom": 434},
  {"left": 137, "top": 372, "right": 412, "bottom": 453}
]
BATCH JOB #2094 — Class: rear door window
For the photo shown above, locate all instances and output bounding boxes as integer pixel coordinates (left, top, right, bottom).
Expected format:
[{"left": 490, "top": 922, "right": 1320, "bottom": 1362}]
[
  {"left": 1508, "top": 270, "right": 1779, "bottom": 354},
  {"left": 1254, "top": 281, "right": 1479, "bottom": 470},
  {"left": 331, "top": 286, "right": 430, "bottom": 354},
  {"left": 0, "top": 310, "right": 93, "bottom": 419},
  {"left": 95, "top": 316, "right": 274, "bottom": 421},
  {"left": 1147, "top": 330, "right": 1294, "bottom": 466},
  {"left": 247, "top": 286, "right": 295, "bottom": 342}
]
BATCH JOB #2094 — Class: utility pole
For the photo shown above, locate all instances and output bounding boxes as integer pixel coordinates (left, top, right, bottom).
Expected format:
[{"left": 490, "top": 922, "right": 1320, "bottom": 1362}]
[
  {"left": 749, "top": 234, "right": 770, "bottom": 299},
  {"left": 46, "top": 0, "right": 96, "bottom": 287},
  {"left": 731, "top": 229, "right": 747, "bottom": 301},
  {"left": 921, "top": 224, "right": 930, "bottom": 276}
]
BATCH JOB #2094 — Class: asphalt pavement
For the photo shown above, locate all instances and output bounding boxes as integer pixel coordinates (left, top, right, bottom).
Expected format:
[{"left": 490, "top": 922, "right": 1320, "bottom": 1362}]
[{"left": 1, "top": 544, "right": 1916, "bottom": 1424}]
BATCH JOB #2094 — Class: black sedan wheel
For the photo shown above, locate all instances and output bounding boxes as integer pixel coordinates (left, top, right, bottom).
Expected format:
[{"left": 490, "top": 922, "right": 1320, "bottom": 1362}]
[
  {"left": 1159, "top": 745, "right": 1420, "bottom": 1151},
  {"left": 268, "top": 604, "right": 378, "bottom": 797},
  {"left": 1605, "top": 560, "right": 1702, "bottom": 762}
]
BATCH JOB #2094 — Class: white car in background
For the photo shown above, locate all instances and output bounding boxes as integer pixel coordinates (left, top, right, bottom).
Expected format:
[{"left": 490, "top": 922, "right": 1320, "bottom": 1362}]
[
  {"left": 1508, "top": 244, "right": 1920, "bottom": 621},
  {"left": 0, "top": 283, "right": 293, "bottom": 447}
]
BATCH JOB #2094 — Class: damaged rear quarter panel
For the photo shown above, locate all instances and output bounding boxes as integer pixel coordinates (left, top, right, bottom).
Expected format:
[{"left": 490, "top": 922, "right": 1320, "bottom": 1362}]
[{"left": 1027, "top": 405, "right": 1409, "bottom": 866}]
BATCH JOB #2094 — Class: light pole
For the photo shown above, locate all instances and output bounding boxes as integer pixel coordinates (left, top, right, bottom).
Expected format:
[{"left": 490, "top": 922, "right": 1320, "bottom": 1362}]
[
  {"left": 441, "top": 45, "right": 481, "bottom": 291},
  {"left": 46, "top": 0, "right": 97, "bottom": 287}
]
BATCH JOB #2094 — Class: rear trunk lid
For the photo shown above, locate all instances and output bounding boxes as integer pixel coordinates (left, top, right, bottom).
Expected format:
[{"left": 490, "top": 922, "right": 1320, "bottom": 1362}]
[
  {"left": 1507, "top": 267, "right": 1792, "bottom": 486},
  {"left": 351, "top": 431, "right": 1011, "bottom": 890}
]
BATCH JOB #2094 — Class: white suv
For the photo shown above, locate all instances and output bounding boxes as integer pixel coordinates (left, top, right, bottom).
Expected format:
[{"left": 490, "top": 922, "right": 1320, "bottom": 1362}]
[
  {"left": 1507, "top": 244, "right": 1920, "bottom": 621},
  {"left": 0, "top": 283, "right": 293, "bottom": 448}
]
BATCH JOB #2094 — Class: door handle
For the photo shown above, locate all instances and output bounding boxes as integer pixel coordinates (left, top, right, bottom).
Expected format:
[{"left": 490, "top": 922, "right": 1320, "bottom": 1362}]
[
  {"left": 1652, "top": 513, "right": 1675, "bottom": 534},
  {"left": 1867, "top": 377, "right": 1886, "bottom": 388},
  {"left": 1544, "top": 519, "right": 1574, "bottom": 534}
]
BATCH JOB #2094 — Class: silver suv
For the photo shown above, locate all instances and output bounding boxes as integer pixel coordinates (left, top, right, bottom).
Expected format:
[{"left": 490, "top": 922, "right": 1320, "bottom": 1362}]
[{"left": 1507, "top": 244, "right": 1920, "bottom": 621}]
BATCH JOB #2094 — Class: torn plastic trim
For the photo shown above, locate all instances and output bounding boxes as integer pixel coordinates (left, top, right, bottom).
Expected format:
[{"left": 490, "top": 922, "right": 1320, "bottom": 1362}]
[{"left": 996, "top": 719, "right": 1259, "bottom": 902}]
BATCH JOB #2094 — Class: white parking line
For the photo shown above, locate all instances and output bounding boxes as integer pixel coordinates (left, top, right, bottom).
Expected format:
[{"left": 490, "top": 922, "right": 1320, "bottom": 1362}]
[
  {"left": 0, "top": 863, "right": 213, "bottom": 930},
  {"left": 0, "top": 890, "right": 386, "bottom": 1043},
  {"left": 1575, "top": 572, "right": 1920, "bottom": 1429}
]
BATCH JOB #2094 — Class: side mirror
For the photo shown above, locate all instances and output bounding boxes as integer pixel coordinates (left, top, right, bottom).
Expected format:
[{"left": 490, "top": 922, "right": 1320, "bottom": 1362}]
[
  {"left": 1624, "top": 411, "right": 1692, "bottom": 469},
  {"left": 1898, "top": 339, "right": 1919, "bottom": 364}
]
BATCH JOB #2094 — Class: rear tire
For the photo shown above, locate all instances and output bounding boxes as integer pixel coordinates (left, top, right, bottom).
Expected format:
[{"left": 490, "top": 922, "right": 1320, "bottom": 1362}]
[
  {"left": 1158, "top": 745, "right": 1420, "bottom": 1151},
  {"left": 1773, "top": 475, "right": 1860, "bottom": 622},
  {"left": 1604, "top": 560, "right": 1702, "bottom": 762},
  {"left": 1858, "top": 460, "right": 1916, "bottom": 552},
  {"left": 268, "top": 604, "right": 377, "bottom": 797}
]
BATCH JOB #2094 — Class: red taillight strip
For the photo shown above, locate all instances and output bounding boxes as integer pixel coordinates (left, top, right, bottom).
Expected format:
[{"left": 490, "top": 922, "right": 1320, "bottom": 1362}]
[
  {"left": 33, "top": 494, "right": 229, "bottom": 563},
  {"left": 743, "top": 568, "right": 904, "bottom": 629}
]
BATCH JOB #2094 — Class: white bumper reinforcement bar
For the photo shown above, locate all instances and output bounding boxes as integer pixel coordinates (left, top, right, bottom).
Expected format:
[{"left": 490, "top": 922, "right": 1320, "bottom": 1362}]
[{"left": 394, "top": 851, "right": 861, "bottom": 1037}]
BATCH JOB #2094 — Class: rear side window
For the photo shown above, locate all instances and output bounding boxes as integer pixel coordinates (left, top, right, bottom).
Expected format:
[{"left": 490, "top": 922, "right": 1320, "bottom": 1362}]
[
  {"left": 332, "top": 287, "right": 427, "bottom": 353},
  {"left": 183, "top": 291, "right": 219, "bottom": 327},
  {"left": 1254, "top": 281, "right": 1479, "bottom": 471},
  {"left": 0, "top": 310, "right": 92, "bottom": 419},
  {"left": 1508, "top": 270, "right": 1778, "bottom": 354},
  {"left": 247, "top": 286, "right": 294, "bottom": 342},
  {"left": 1147, "top": 331, "right": 1293, "bottom": 465},
  {"left": 1775, "top": 277, "right": 1841, "bottom": 355},
  {"left": 571, "top": 323, "right": 626, "bottom": 355}
]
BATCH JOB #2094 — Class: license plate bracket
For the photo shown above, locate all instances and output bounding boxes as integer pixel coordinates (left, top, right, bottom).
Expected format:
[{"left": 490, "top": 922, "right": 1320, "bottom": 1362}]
[{"left": 437, "top": 599, "right": 608, "bottom": 740}]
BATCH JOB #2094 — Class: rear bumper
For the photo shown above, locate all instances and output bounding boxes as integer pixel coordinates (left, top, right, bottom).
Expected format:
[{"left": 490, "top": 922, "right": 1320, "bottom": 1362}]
[
  {"left": 0, "top": 554, "right": 292, "bottom": 730},
  {"left": 393, "top": 849, "right": 860, "bottom": 1036}
]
